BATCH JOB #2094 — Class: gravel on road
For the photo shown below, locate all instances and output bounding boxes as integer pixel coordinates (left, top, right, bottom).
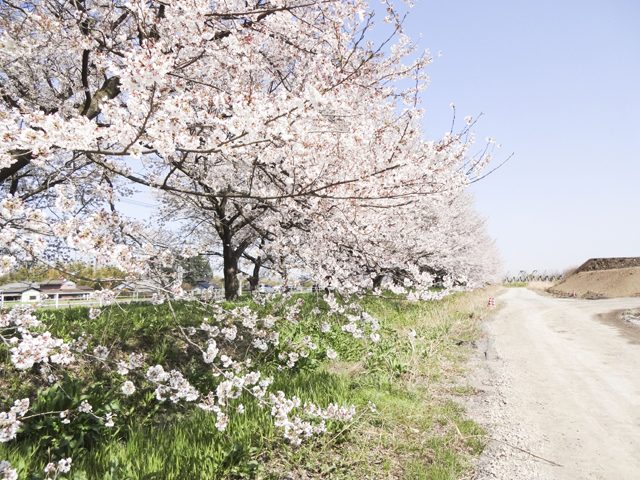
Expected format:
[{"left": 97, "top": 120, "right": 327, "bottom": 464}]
[{"left": 464, "top": 288, "right": 640, "bottom": 480}]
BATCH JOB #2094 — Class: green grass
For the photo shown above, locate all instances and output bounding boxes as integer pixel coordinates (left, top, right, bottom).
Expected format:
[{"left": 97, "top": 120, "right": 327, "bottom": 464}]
[
  {"left": 1, "top": 371, "right": 355, "bottom": 479},
  {"left": 0, "top": 288, "right": 496, "bottom": 479}
]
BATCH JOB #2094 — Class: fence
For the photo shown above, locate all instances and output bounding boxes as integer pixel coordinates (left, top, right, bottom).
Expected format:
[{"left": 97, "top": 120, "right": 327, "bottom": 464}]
[
  {"left": 502, "top": 270, "right": 564, "bottom": 284},
  {"left": 0, "top": 289, "right": 227, "bottom": 310}
]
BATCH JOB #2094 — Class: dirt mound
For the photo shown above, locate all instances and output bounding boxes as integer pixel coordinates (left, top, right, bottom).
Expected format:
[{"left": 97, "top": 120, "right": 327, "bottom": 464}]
[
  {"left": 549, "top": 267, "right": 640, "bottom": 299},
  {"left": 575, "top": 257, "right": 640, "bottom": 274}
]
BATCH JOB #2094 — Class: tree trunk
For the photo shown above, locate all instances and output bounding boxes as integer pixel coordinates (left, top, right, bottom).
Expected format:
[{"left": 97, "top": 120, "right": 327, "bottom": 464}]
[
  {"left": 223, "top": 242, "right": 240, "bottom": 301},
  {"left": 248, "top": 258, "right": 262, "bottom": 292},
  {"left": 372, "top": 275, "right": 384, "bottom": 290}
]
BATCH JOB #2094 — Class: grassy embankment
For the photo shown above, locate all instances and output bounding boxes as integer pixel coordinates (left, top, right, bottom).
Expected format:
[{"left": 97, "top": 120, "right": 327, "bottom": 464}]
[{"left": 0, "top": 287, "right": 499, "bottom": 479}]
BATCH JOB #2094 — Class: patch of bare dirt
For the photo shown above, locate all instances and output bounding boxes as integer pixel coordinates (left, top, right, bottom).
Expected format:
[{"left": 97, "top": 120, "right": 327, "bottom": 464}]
[
  {"left": 549, "top": 266, "right": 640, "bottom": 298},
  {"left": 596, "top": 309, "right": 640, "bottom": 345},
  {"left": 575, "top": 257, "right": 640, "bottom": 273}
]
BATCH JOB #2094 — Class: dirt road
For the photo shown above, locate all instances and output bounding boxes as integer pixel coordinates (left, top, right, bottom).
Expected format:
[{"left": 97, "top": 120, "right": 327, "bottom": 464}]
[{"left": 468, "top": 288, "right": 640, "bottom": 479}]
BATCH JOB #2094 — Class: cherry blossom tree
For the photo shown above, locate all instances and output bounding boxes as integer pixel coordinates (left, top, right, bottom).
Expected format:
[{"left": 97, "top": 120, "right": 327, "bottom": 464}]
[
  {"left": 0, "top": 0, "right": 503, "bottom": 472},
  {"left": 324, "top": 190, "right": 503, "bottom": 293},
  {"left": 0, "top": 0, "right": 449, "bottom": 297}
]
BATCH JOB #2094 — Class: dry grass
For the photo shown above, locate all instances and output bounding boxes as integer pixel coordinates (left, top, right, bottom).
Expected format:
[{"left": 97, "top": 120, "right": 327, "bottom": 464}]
[
  {"left": 526, "top": 281, "right": 555, "bottom": 295},
  {"left": 326, "top": 359, "right": 366, "bottom": 377}
]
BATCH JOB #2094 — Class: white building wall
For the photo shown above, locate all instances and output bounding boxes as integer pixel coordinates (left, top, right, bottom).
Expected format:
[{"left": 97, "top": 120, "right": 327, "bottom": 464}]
[{"left": 20, "top": 289, "right": 41, "bottom": 302}]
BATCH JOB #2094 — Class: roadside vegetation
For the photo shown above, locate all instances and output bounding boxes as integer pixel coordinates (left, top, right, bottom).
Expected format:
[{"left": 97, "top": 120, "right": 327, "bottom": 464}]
[
  {"left": 525, "top": 281, "right": 556, "bottom": 294},
  {"left": 500, "top": 283, "right": 527, "bottom": 288},
  {"left": 0, "top": 287, "right": 498, "bottom": 479},
  {"left": 501, "top": 281, "right": 557, "bottom": 293}
]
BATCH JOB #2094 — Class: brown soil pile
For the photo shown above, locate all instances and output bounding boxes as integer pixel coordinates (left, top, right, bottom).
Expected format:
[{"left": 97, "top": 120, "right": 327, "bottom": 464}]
[
  {"left": 575, "top": 257, "right": 640, "bottom": 274},
  {"left": 549, "top": 267, "right": 640, "bottom": 299}
]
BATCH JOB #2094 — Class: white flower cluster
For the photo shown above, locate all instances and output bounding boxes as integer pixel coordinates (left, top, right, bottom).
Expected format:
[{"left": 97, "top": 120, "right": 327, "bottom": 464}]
[
  {"left": 104, "top": 413, "right": 116, "bottom": 427},
  {"left": 121, "top": 381, "right": 136, "bottom": 395},
  {"left": 250, "top": 291, "right": 276, "bottom": 306},
  {"left": 10, "top": 331, "right": 73, "bottom": 370},
  {"left": 78, "top": 400, "right": 92, "bottom": 414},
  {"left": 44, "top": 457, "right": 72, "bottom": 476},
  {"left": 198, "top": 372, "right": 273, "bottom": 430},
  {"left": 200, "top": 307, "right": 279, "bottom": 357},
  {"left": 218, "top": 372, "right": 271, "bottom": 407},
  {"left": 0, "top": 461, "right": 17, "bottom": 480},
  {"left": 92, "top": 345, "right": 109, "bottom": 360},
  {"left": 151, "top": 293, "right": 165, "bottom": 305},
  {"left": 321, "top": 294, "right": 381, "bottom": 343},
  {"left": 0, "top": 255, "right": 16, "bottom": 276},
  {"left": 199, "top": 318, "right": 218, "bottom": 336},
  {"left": 60, "top": 410, "right": 71, "bottom": 424},
  {"left": 116, "top": 352, "right": 145, "bottom": 375},
  {"left": 68, "top": 332, "right": 91, "bottom": 353},
  {"left": 0, "top": 305, "right": 42, "bottom": 331},
  {"left": 90, "top": 289, "right": 116, "bottom": 306},
  {"left": 322, "top": 293, "right": 345, "bottom": 316},
  {"left": 253, "top": 313, "right": 279, "bottom": 351},
  {"left": 146, "top": 365, "right": 199, "bottom": 403},
  {"left": 387, "top": 283, "right": 408, "bottom": 295},
  {"left": 339, "top": 311, "right": 381, "bottom": 343},
  {"left": 221, "top": 325, "right": 237, "bottom": 341},
  {"left": 169, "top": 281, "right": 186, "bottom": 298},
  {"left": 201, "top": 287, "right": 219, "bottom": 302},
  {"left": 54, "top": 184, "right": 76, "bottom": 213},
  {"left": 283, "top": 298, "right": 305, "bottom": 323},
  {"left": 202, "top": 340, "right": 219, "bottom": 363},
  {"left": 0, "top": 399, "right": 29, "bottom": 443},
  {"left": 269, "top": 391, "right": 356, "bottom": 445},
  {"left": 277, "top": 336, "right": 318, "bottom": 369}
]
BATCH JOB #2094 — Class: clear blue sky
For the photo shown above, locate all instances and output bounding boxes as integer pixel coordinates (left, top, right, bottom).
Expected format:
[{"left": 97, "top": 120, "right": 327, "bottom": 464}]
[{"left": 387, "top": 0, "right": 640, "bottom": 272}]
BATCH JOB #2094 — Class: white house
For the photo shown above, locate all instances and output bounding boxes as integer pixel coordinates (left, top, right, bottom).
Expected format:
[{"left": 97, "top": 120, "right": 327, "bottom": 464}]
[
  {"left": 0, "top": 280, "right": 94, "bottom": 304},
  {"left": 0, "top": 282, "right": 42, "bottom": 302}
]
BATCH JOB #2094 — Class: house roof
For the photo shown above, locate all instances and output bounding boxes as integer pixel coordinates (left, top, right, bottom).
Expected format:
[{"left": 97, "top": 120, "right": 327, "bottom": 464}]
[
  {"left": 40, "top": 280, "right": 78, "bottom": 290},
  {"left": 40, "top": 279, "right": 71, "bottom": 286},
  {"left": 44, "top": 285, "right": 94, "bottom": 295},
  {"left": 0, "top": 282, "right": 40, "bottom": 293},
  {"left": 1, "top": 286, "right": 40, "bottom": 295},
  {"left": 0, "top": 280, "right": 94, "bottom": 295}
]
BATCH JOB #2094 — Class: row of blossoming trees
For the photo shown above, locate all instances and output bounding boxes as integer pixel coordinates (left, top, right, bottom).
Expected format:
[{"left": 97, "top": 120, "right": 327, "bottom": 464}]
[{"left": 0, "top": 0, "right": 502, "bottom": 476}]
